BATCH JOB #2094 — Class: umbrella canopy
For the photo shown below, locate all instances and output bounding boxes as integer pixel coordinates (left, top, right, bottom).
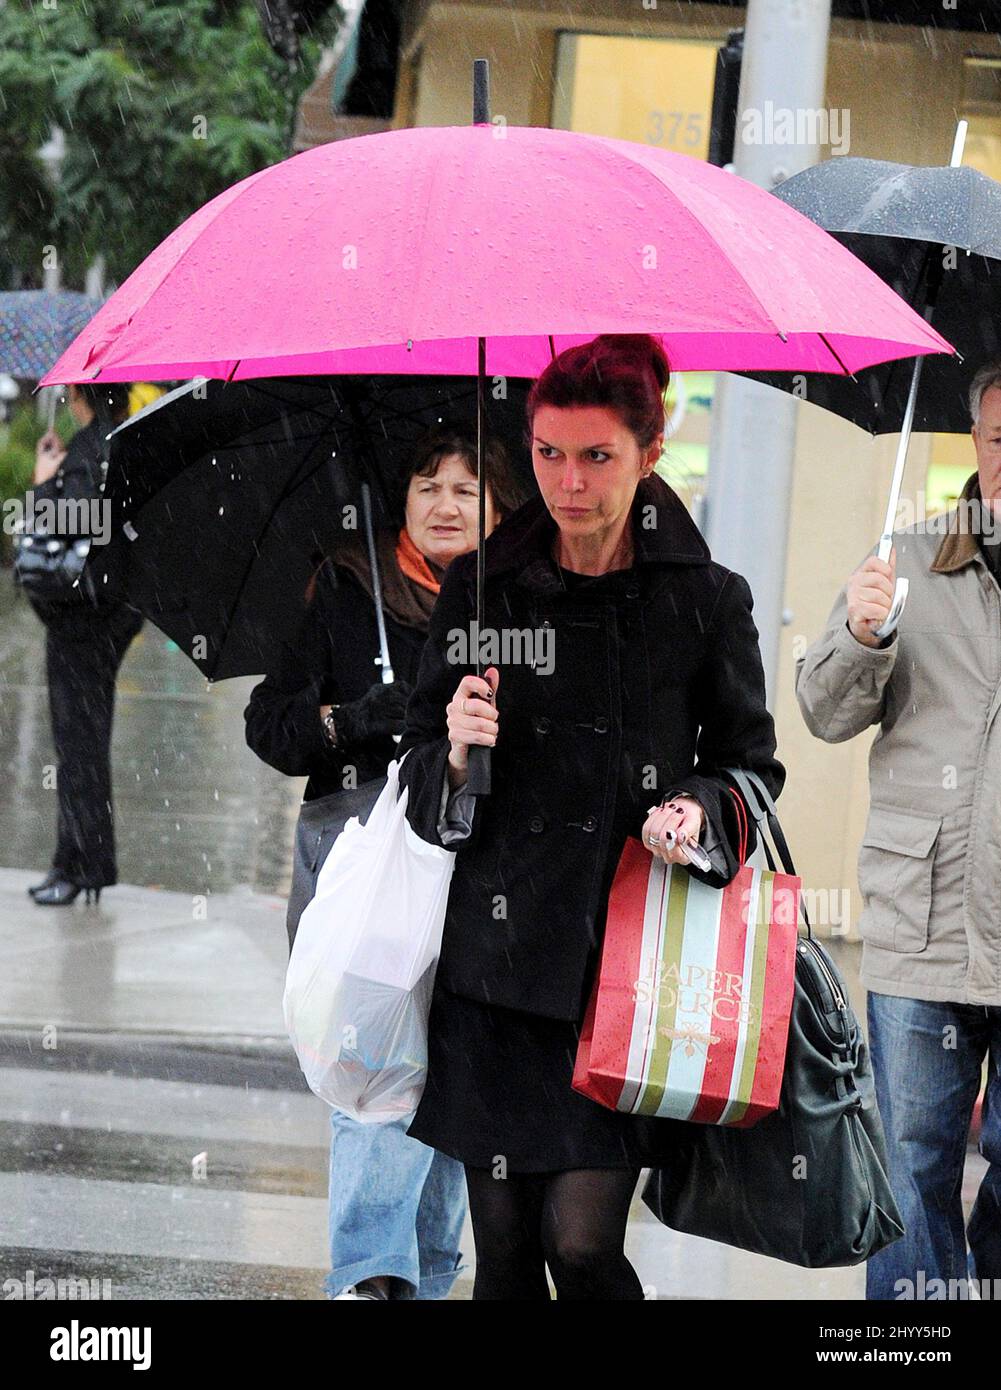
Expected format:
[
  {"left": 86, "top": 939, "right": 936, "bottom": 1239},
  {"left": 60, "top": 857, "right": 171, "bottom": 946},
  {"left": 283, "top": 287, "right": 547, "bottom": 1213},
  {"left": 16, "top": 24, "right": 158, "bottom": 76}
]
[
  {"left": 94, "top": 373, "right": 536, "bottom": 681},
  {"left": 740, "top": 159, "right": 1001, "bottom": 433},
  {"left": 0, "top": 290, "right": 105, "bottom": 379},
  {"left": 40, "top": 124, "right": 952, "bottom": 387}
]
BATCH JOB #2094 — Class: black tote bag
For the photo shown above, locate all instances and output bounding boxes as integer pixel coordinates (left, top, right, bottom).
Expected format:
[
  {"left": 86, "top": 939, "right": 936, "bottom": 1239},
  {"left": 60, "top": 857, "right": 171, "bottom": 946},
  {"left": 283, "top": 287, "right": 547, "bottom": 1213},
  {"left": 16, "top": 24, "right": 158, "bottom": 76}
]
[
  {"left": 285, "top": 777, "right": 385, "bottom": 952},
  {"left": 642, "top": 768, "right": 905, "bottom": 1268}
]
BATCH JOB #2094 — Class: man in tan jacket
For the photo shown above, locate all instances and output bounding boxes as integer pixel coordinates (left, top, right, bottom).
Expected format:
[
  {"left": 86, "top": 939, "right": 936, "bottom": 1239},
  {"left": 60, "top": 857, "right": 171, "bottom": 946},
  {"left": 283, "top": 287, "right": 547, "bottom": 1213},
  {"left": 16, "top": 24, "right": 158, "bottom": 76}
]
[{"left": 796, "top": 360, "right": 1001, "bottom": 1301}]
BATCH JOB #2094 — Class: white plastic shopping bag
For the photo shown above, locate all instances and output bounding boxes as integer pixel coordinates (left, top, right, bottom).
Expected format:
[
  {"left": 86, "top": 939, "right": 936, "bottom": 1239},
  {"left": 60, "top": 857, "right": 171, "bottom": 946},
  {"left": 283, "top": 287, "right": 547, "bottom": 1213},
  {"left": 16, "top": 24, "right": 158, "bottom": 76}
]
[{"left": 283, "top": 754, "right": 456, "bottom": 1121}]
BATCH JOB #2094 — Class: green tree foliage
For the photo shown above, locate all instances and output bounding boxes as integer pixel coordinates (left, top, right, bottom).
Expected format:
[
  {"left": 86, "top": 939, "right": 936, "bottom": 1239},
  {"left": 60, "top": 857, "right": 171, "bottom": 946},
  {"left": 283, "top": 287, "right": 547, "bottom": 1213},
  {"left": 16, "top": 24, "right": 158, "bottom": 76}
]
[{"left": 0, "top": 0, "right": 341, "bottom": 289}]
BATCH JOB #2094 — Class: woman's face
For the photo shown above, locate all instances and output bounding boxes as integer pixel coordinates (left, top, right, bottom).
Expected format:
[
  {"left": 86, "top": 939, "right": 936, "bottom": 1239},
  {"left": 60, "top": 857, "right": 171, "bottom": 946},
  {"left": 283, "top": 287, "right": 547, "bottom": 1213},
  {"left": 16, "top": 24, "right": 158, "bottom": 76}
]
[
  {"left": 67, "top": 386, "right": 92, "bottom": 427},
  {"left": 531, "top": 405, "right": 662, "bottom": 541},
  {"left": 405, "top": 452, "right": 498, "bottom": 566}
]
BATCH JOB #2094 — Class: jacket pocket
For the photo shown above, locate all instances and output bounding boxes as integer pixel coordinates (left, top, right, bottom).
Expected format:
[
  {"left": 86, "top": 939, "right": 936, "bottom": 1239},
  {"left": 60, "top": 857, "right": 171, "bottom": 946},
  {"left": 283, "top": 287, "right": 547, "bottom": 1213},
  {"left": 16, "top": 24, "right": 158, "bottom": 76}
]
[{"left": 857, "top": 806, "right": 942, "bottom": 953}]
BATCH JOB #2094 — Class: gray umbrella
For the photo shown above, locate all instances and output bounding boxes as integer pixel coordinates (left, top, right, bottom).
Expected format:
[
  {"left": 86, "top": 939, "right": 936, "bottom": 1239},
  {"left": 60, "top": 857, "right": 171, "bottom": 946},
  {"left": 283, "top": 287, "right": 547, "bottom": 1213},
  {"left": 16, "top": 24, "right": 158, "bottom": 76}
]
[
  {"left": 741, "top": 125, "right": 993, "bottom": 634},
  {"left": 742, "top": 152, "right": 1001, "bottom": 434}
]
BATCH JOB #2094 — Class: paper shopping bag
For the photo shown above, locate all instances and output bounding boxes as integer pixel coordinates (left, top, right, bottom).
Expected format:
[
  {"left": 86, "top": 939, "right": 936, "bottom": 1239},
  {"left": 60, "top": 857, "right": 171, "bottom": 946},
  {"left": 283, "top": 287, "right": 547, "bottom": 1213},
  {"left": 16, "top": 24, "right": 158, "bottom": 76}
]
[{"left": 573, "top": 836, "right": 799, "bottom": 1126}]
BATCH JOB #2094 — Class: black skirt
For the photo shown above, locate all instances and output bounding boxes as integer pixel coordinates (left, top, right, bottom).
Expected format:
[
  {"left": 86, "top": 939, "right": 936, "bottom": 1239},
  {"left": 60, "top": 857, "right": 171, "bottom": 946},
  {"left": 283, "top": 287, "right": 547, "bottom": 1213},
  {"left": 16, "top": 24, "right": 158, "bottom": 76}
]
[{"left": 405, "top": 978, "right": 690, "bottom": 1173}]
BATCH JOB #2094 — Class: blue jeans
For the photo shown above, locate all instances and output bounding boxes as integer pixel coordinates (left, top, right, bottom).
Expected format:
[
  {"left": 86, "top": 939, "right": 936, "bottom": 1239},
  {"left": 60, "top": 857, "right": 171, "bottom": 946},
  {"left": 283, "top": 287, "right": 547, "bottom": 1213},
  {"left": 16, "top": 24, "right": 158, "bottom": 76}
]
[
  {"left": 866, "top": 992, "right": 1001, "bottom": 1300},
  {"left": 324, "top": 1110, "right": 468, "bottom": 1300}
]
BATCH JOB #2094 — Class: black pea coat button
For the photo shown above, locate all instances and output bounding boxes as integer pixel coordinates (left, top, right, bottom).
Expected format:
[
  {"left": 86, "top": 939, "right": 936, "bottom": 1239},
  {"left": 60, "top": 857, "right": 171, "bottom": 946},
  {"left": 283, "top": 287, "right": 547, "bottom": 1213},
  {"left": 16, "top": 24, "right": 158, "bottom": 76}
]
[
  {"left": 582, "top": 816, "right": 598, "bottom": 832},
  {"left": 529, "top": 816, "right": 545, "bottom": 833},
  {"left": 593, "top": 716, "right": 608, "bottom": 733},
  {"left": 625, "top": 583, "right": 640, "bottom": 598},
  {"left": 535, "top": 716, "right": 552, "bottom": 735}
]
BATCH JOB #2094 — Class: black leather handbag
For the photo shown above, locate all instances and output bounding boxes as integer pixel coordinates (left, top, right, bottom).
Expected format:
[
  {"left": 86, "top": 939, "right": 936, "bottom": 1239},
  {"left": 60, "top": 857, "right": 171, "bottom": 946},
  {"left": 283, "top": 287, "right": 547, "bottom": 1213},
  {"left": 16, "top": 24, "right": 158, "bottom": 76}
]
[
  {"left": 12, "top": 528, "right": 96, "bottom": 603},
  {"left": 285, "top": 777, "right": 386, "bottom": 952},
  {"left": 642, "top": 767, "right": 905, "bottom": 1268}
]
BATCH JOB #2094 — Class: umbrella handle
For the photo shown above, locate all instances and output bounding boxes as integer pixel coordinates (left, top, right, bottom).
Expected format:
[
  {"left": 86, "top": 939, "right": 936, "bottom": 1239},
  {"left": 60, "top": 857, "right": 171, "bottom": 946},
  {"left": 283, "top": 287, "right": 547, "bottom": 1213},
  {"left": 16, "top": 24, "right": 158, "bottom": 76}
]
[
  {"left": 466, "top": 743, "right": 491, "bottom": 796},
  {"left": 873, "top": 577, "right": 909, "bottom": 639}
]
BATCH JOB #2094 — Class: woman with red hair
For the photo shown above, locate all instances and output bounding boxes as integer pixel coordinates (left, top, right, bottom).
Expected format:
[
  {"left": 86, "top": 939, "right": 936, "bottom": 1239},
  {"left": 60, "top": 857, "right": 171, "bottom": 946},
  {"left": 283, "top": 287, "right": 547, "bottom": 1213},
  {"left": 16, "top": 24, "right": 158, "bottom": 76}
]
[{"left": 398, "top": 335, "right": 785, "bottom": 1300}]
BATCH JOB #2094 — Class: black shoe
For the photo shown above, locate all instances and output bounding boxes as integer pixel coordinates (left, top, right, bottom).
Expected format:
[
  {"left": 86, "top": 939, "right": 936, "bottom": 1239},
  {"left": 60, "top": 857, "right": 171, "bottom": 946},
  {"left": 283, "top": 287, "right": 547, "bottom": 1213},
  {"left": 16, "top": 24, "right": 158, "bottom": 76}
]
[
  {"left": 32, "top": 878, "right": 102, "bottom": 907},
  {"left": 28, "top": 868, "right": 62, "bottom": 899}
]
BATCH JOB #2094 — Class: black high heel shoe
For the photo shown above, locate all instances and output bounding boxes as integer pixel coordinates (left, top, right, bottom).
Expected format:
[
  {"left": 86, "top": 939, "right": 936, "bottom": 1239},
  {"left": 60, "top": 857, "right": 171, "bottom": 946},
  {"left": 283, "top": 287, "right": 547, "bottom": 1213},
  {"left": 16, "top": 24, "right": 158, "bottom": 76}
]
[
  {"left": 28, "top": 868, "right": 63, "bottom": 899},
  {"left": 32, "top": 877, "right": 102, "bottom": 907}
]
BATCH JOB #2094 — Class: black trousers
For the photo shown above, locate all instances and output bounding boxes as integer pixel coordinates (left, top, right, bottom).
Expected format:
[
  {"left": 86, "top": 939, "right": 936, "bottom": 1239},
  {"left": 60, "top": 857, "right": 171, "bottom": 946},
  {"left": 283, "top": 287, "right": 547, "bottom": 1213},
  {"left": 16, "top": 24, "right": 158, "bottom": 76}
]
[{"left": 41, "top": 602, "right": 144, "bottom": 888}]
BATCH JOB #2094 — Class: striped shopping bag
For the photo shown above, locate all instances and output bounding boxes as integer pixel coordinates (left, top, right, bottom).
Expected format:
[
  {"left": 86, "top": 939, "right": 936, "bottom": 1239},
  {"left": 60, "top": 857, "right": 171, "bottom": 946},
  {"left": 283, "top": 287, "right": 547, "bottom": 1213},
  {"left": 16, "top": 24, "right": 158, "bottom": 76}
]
[{"left": 573, "top": 794, "right": 799, "bottom": 1127}]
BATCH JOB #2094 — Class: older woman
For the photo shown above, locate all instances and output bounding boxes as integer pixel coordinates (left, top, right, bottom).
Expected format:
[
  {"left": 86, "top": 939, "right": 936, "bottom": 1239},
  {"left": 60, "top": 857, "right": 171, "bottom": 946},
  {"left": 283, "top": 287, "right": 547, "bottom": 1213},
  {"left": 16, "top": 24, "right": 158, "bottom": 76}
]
[
  {"left": 245, "top": 425, "right": 525, "bottom": 1301},
  {"left": 396, "top": 335, "right": 785, "bottom": 1300}
]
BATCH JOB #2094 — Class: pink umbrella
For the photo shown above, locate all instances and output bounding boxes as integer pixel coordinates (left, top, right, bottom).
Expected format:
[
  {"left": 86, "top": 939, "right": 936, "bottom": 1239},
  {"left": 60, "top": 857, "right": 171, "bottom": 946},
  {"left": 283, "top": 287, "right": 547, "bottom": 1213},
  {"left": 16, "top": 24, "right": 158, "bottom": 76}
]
[
  {"left": 40, "top": 63, "right": 954, "bottom": 795},
  {"left": 41, "top": 125, "right": 951, "bottom": 388}
]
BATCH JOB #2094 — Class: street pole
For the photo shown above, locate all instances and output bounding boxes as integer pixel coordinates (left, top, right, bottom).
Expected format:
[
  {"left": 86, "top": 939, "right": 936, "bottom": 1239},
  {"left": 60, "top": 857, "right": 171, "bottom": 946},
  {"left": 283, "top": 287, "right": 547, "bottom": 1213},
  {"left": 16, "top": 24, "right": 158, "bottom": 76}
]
[{"left": 704, "top": 0, "right": 833, "bottom": 707}]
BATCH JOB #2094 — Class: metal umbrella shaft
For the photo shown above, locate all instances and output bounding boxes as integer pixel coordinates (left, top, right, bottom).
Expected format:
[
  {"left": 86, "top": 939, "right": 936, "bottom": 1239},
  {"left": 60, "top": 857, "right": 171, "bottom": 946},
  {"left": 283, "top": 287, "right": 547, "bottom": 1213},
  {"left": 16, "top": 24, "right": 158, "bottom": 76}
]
[
  {"left": 877, "top": 345, "right": 927, "bottom": 564},
  {"left": 465, "top": 60, "right": 493, "bottom": 797},
  {"left": 873, "top": 120, "right": 968, "bottom": 639},
  {"left": 359, "top": 480, "right": 395, "bottom": 685}
]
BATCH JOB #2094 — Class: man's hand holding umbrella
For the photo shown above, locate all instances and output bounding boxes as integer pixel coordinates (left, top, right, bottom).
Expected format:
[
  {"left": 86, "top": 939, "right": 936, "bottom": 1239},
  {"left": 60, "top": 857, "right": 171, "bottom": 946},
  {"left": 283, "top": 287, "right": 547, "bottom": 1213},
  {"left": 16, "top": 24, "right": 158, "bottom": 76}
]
[{"left": 846, "top": 547, "right": 897, "bottom": 649}]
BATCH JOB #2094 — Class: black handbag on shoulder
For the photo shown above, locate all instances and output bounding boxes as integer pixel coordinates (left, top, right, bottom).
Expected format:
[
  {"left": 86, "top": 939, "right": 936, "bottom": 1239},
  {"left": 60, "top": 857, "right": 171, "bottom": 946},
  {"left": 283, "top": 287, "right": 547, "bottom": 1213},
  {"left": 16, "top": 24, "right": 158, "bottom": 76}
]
[
  {"left": 12, "top": 527, "right": 96, "bottom": 604},
  {"left": 642, "top": 767, "right": 905, "bottom": 1268},
  {"left": 13, "top": 424, "right": 105, "bottom": 604}
]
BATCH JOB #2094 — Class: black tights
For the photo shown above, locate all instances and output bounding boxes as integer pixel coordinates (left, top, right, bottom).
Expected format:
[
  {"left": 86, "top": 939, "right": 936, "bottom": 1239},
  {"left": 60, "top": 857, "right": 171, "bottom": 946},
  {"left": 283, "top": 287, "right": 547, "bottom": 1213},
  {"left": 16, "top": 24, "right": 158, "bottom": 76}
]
[{"left": 464, "top": 1166, "right": 644, "bottom": 1300}]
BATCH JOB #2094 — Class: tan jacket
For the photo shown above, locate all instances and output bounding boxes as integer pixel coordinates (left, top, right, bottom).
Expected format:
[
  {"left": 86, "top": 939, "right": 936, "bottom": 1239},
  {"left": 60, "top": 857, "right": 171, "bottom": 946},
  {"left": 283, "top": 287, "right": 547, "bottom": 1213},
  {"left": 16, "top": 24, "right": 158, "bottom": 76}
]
[{"left": 795, "top": 470, "right": 1001, "bottom": 1005}]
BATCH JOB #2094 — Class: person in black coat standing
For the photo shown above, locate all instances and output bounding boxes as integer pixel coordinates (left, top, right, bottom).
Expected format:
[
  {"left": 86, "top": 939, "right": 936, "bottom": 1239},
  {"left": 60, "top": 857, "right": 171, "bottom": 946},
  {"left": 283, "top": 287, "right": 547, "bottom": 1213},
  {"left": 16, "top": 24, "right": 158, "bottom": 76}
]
[
  {"left": 27, "top": 383, "right": 144, "bottom": 907},
  {"left": 396, "top": 334, "right": 786, "bottom": 1300},
  {"left": 244, "top": 426, "right": 527, "bottom": 1302}
]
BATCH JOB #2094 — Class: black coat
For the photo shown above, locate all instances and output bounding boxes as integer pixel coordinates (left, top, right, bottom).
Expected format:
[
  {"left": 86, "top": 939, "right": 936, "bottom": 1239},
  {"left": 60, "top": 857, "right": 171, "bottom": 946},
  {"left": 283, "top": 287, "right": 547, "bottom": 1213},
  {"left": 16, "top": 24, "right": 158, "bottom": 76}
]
[
  {"left": 26, "top": 418, "right": 139, "bottom": 634},
  {"left": 243, "top": 557, "right": 427, "bottom": 798},
  {"left": 397, "top": 473, "right": 786, "bottom": 1022},
  {"left": 31, "top": 417, "right": 105, "bottom": 519}
]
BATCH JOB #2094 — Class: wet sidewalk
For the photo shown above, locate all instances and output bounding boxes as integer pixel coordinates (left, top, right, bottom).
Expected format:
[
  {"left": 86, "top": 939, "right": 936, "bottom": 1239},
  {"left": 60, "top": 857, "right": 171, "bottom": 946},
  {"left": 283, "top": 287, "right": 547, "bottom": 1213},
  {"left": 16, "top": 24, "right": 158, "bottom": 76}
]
[
  {"left": 0, "top": 867, "right": 298, "bottom": 1082},
  {"left": 0, "top": 582, "right": 304, "bottom": 901},
  {"left": 0, "top": 863, "right": 874, "bottom": 1300}
]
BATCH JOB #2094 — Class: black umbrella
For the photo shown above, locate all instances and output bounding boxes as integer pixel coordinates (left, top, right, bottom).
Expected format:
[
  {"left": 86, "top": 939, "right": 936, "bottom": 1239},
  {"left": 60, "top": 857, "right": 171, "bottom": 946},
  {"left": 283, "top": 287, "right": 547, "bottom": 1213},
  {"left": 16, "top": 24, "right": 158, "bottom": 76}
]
[
  {"left": 93, "top": 372, "right": 536, "bottom": 681},
  {"left": 738, "top": 135, "right": 995, "bottom": 635},
  {"left": 742, "top": 154, "right": 1001, "bottom": 433}
]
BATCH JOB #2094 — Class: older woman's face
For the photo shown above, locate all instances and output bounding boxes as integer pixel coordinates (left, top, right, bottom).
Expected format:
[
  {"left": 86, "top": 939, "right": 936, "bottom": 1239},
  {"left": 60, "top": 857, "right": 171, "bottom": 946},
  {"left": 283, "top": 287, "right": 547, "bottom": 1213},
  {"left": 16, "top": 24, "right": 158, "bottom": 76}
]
[
  {"left": 532, "top": 405, "right": 662, "bottom": 541},
  {"left": 405, "top": 453, "right": 498, "bottom": 566}
]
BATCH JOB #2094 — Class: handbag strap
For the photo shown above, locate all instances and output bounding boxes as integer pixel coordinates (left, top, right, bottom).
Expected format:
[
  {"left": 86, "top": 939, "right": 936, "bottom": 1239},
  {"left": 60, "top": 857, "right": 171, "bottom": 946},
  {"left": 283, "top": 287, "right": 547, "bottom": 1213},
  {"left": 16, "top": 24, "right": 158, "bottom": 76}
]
[
  {"left": 724, "top": 771, "right": 778, "bottom": 874},
  {"left": 722, "top": 768, "right": 796, "bottom": 875},
  {"left": 726, "top": 785, "right": 748, "bottom": 866},
  {"left": 721, "top": 766, "right": 812, "bottom": 939}
]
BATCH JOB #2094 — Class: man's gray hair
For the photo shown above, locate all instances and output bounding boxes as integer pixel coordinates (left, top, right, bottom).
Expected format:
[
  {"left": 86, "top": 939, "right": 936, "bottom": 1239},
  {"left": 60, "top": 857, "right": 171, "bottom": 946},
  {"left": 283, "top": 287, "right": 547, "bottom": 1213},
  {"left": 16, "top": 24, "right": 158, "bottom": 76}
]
[{"left": 969, "top": 359, "right": 1001, "bottom": 427}]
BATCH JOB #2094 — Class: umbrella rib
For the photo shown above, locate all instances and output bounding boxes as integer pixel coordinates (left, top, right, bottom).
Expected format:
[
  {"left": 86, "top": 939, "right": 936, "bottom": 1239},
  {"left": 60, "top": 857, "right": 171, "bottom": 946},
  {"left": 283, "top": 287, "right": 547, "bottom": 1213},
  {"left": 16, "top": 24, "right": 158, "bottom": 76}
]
[
  {"left": 818, "top": 333, "right": 855, "bottom": 378},
  {"left": 77, "top": 170, "right": 276, "bottom": 384},
  {"left": 403, "top": 148, "right": 450, "bottom": 349}
]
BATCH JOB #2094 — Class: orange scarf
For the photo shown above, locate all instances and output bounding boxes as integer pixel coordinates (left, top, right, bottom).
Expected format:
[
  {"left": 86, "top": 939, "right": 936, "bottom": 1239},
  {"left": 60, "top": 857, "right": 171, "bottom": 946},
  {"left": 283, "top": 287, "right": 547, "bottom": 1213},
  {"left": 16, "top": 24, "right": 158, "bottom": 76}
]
[{"left": 396, "top": 525, "right": 442, "bottom": 594}]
